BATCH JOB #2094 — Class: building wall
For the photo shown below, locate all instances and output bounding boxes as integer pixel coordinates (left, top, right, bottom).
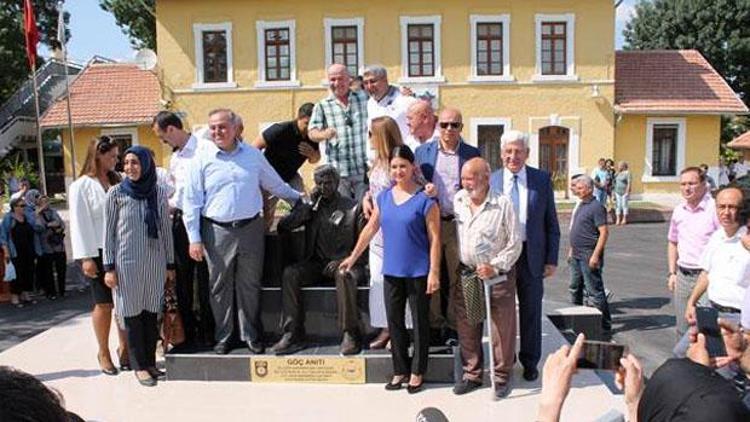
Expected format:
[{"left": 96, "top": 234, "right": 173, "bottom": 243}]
[
  {"left": 156, "top": 0, "right": 617, "bottom": 175},
  {"left": 614, "top": 114, "right": 721, "bottom": 195},
  {"left": 61, "top": 125, "right": 168, "bottom": 180}
]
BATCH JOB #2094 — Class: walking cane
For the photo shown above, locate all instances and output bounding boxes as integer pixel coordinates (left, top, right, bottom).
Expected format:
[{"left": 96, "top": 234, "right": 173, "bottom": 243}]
[{"left": 483, "top": 279, "right": 496, "bottom": 399}]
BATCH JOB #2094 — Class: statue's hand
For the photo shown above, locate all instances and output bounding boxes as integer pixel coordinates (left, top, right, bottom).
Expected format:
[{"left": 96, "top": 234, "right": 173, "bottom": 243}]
[{"left": 324, "top": 260, "right": 342, "bottom": 278}]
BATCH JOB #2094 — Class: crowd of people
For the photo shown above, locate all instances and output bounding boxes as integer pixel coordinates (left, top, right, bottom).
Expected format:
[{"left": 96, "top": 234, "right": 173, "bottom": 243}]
[{"left": 2, "top": 61, "right": 750, "bottom": 420}]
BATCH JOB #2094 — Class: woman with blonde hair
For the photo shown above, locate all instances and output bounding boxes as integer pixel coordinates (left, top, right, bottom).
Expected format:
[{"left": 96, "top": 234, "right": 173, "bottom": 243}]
[{"left": 68, "top": 136, "right": 129, "bottom": 375}]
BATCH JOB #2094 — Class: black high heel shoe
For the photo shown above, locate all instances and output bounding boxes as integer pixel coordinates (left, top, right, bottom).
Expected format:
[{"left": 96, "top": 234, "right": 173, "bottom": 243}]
[
  {"left": 407, "top": 380, "right": 425, "bottom": 394},
  {"left": 384, "top": 375, "right": 408, "bottom": 391},
  {"left": 118, "top": 349, "right": 132, "bottom": 371},
  {"left": 97, "top": 355, "right": 119, "bottom": 376}
]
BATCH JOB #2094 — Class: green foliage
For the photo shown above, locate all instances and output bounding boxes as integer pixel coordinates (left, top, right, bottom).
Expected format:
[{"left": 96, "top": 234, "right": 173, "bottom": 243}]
[
  {"left": 623, "top": 0, "right": 750, "bottom": 152},
  {"left": 1, "top": 152, "right": 39, "bottom": 198},
  {"left": 0, "top": 1, "right": 69, "bottom": 104},
  {"left": 99, "top": 0, "right": 155, "bottom": 50}
]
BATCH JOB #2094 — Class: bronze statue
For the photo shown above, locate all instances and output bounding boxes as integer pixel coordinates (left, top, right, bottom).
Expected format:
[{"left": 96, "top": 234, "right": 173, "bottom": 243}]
[{"left": 270, "top": 165, "right": 365, "bottom": 355}]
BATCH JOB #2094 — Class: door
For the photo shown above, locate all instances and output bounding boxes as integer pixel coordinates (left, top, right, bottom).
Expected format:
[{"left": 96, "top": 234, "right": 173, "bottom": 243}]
[{"left": 538, "top": 126, "right": 569, "bottom": 184}]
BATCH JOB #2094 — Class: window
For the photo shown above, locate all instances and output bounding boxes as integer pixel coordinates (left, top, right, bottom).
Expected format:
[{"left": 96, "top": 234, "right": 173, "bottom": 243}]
[
  {"left": 534, "top": 14, "right": 576, "bottom": 81},
  {"left": 469, "top": 15, "right": 511, "bottom": 82},
  {"left": 256, "top": 20, "right": 300, "bottom": 88},
  {"left": 399, "top": 16, "right": 443, "bottom": 83},
  {"left": 644, "top": 118, "right": 686, "bottom": 182},
  {"left": 193, "top": 22, "right": 235, "bottom": 89},
  {"left": 470, "top": 118, "right": 511, "bottom": 171},
  {"left": 324, "top": 18, "right": 364, "bottom": 77}
]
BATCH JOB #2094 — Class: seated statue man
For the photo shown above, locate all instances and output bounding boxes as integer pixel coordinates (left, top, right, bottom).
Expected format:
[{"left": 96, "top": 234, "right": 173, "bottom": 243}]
[{"left": 271, "top": 165, "right": 366, "bottom": 355}]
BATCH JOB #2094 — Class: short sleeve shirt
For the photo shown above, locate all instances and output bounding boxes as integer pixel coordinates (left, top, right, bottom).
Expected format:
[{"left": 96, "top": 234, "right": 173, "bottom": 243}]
[
  {"left": 262, "top": 120, "right": 318, "bottom": 182},
  {"left": 668, "top": 194, "right": 720, "bottom": 269},
  {"left": 309, "top": 90, "right": 368, "bottom": 177},
  {"left": 569, "top": 198, "right": 607, "bottom": 259},
  {"left": 700, "top": 226, "right": 750, "bottom": 310},
  {"left": 377, "top": 188, "right": 436, "bottom": 277}
]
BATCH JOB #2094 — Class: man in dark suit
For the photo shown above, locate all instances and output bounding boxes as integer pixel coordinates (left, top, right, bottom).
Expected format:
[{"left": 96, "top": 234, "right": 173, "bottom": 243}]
[
  {"left": 490, "top": 130, "right": 561, "bottom": 381},
  {"left": 415, "top": 107, "right": 481, "bottom": 341}
]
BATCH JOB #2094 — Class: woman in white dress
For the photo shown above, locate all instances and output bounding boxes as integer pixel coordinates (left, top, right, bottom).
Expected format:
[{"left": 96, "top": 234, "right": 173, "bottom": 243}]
[
  {"left": 104, "top": 146, "right": 174, "bottom": 386},
  {"left": 68, "top": 137, "right": 128, "bottom": 375}
]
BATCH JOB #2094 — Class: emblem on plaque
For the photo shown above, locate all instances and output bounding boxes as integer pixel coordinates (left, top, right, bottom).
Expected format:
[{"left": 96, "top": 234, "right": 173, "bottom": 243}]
[{"left": 254, "top": 360, "right": 268, "bottom": 378}]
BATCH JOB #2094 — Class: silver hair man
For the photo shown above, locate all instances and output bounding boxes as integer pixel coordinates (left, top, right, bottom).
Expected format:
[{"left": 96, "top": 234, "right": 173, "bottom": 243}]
[{"left": 500, "top": 130, "right": 529, "bottom": 149}]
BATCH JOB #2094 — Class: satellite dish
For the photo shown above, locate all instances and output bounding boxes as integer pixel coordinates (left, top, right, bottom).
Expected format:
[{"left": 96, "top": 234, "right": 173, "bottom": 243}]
[{"left": 134, "top": 49, "right": 158, "bottom": 71}]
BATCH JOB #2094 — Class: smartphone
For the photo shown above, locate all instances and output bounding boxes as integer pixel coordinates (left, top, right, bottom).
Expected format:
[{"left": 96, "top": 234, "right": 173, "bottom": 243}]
[
  {"left": 695, "top": 306, "right": 727, "bottom": 357},
  {"left": 577, "top": 340, "right": 626, "bottom": 371}
]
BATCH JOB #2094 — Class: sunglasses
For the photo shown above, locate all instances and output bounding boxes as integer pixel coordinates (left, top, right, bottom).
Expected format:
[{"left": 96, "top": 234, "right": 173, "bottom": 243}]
[
  {"left": 344, "top": 111, "right": 353, "bottom": 127},
  {"left": 13, "top": 204, "right": 25, "bottom": 208},
  {"left": 96, "top": 136, "right": 114, "bottom": 152},
  {"left": 439, "top": 122, "right": 462, "bottom": 130}
]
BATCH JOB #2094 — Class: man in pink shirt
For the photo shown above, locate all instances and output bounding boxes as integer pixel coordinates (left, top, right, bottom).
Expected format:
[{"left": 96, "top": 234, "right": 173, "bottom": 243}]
[{"left": 667, "top": 167, "right": 719, "bottom": 337}]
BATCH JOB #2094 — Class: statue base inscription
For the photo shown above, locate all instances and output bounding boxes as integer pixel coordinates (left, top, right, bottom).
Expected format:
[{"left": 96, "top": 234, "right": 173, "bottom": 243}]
[{"left": 251, "top": 356, "right": 366, "bottom": 384}]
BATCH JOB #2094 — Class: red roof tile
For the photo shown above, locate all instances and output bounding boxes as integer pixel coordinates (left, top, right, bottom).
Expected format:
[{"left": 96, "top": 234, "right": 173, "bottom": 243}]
[
  {"left": 728, "top": 131, "right": 750, "bottom": 150},
  {"left": 40, "top": 63, "right": 161, "bottom": 128},
  {"left": 615, "top": 50, "right": 748, "bottom": 114}
]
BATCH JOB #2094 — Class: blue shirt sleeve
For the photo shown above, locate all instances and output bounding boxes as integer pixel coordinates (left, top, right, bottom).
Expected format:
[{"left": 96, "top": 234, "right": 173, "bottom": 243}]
[
  {"left": 182, "top": 152, "right": 206, "bottom": 243},
  {"left": 421, "top": 194, "right": 437, "bottom": 217}
]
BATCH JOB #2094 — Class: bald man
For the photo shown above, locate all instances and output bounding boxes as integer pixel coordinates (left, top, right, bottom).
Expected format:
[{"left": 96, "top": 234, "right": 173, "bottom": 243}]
[
  {"left": 405, "top": 100, "right": 439, "bottom": 151},
  {"left": 453, "top": 158, "right": 521, "bottom": 398},
  {"left": 309, "top": 64, "right": 369, "bottom": 201},
  {"left": 415, "top": 107, "right": 481, "bottom": 343}
]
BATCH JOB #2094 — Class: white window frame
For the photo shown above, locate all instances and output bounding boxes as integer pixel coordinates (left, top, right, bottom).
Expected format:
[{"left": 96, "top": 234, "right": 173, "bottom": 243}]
[
  {"left": 533, "top": 14, "right": 577, "bottom": 82},
  {"left": 324, "top": 18, "right": 365, "bottom": 77},
  {"left": 643, "top": 117, "right": 686, "bottom": 183},
  {"left": 192, "top": 22, "right": 236, "bottom": 90},
  {"left": 399, "top": 15, "right": 445, "bottom": 84},
  {"left": 469, "top": 15, "right": 513, "bottom": 83},
  {"left": 468, "top": 117, "right": 512, "bottom": 148},
  {"left": 100, "top": 127, "right": 139, "bottom": 146},
  {"left": 255, "top": 19, "right": 301, "bottom": 89}
]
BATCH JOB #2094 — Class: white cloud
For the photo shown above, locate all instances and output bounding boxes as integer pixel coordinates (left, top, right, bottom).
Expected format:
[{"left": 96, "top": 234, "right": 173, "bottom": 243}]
[{"left": 616, "top": 2, "right": 636, "bottom": 26}]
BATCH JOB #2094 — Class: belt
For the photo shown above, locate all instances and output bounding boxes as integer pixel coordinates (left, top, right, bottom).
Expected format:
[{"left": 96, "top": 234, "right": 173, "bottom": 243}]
[
  {"left": 711, "top": 301, "right": 741, "bottom": 314},
  {"left": 204, "top": 214, "right": 259, "bottom": 229},
  {"left": 441, "top": 215, "right": 455, "bottom": 222},
  {"left": 678, "top": 266, "right": 702, "bottom": 276}
]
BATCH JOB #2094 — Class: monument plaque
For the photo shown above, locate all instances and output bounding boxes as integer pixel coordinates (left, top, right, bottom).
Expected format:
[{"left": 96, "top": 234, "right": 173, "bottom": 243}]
[{"left": 251, "top": 356, "right": 366, "bottom": 384}]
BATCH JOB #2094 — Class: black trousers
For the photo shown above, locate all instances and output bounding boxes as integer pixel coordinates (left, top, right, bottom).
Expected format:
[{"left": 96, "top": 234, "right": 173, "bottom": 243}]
[
  {"left": 172, "top": 211, "right": 213, "bottom": 343},
  {"left": 10, "top": 254, "right": 35, "bottom": 295},
  {"left": 516, "top": 247, "right": 544, "bottom": 370},
  {"left": 384, "top": 275, "right": 431, "bottom": 376},
  {"left": 37, "top": 252, "right": 67, "bottom": 297},
  {"left": 124, "top": 311, "right": 158, "bottom": 371}
]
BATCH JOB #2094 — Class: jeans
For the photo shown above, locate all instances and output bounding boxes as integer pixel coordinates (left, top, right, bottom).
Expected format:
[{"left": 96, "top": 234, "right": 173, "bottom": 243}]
[
  {"left": 568, "top": 256, "right": 612, "bottom": 330},
  {"left": 594, "top": 188, "right": 608, "bottom": 205},
  {"left": 614, "top": 193, "right": 629, "bottom": 216}
]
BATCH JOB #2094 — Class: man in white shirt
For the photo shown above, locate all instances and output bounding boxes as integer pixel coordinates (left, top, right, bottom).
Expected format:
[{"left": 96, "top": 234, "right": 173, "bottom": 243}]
[
  {"left": 152, "top": 111, "right": 213, "bottom": 346},
  {"left": 405, "top": 100, "right": 439, "bottom": 151},
  {"left": 363, "top": 65, "right": 417, "bottom": 142},
  {"left": 676, "top": 186, "right": 750, "bottom": 356}
]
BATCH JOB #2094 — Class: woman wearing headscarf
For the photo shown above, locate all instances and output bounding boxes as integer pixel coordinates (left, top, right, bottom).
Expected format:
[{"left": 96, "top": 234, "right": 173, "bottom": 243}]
[
  {"left": 103, "top": 146, "right": 174, "bottom": 387},
  {"left": 1, "top": 195, "right": 44, "bottom": 307}
]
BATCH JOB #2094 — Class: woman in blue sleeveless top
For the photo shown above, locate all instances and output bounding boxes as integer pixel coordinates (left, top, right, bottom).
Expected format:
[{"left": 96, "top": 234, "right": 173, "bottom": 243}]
[{"left": 340, "top": 145, "right": 441, "bottom": 393}]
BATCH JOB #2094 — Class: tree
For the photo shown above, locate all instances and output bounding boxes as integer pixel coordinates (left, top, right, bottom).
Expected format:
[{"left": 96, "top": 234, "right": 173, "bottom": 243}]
[
  {"left": 99, "top": 0, "right": 155, "bottom": 50},
  {"left": 0, "top": 1, "right": 68, "bottom": 105},
  {"left": 624, "top": 0, "right": 750, "bottom": 106}
]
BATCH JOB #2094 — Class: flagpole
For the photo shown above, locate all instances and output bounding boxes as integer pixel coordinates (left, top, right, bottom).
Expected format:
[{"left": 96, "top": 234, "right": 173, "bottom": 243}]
[
  {"left": 31, "top": 61, "right": 47, "bottom": 196},
  {"left": 58, "top": 1, "right": 76, "bottom": 180}
]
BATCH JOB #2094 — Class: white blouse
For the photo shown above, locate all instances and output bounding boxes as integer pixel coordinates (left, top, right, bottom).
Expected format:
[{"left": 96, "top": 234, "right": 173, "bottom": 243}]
[{"left": 69, "top": 175, "right": 108, "bottom": 260}]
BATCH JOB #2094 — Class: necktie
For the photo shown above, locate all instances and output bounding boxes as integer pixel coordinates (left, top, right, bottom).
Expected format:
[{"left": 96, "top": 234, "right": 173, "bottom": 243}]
[{"left": 511, "top": 174, "right": 520, "bottom": 217}]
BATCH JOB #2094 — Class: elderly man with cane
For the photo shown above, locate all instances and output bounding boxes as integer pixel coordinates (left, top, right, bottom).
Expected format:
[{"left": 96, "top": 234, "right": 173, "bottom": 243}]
[{"left": 452, "top": 158, "right": 522, "bottom": 399}]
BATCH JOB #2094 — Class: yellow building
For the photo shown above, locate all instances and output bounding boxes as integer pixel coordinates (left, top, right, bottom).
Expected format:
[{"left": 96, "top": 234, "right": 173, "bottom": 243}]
[
  {"left": 40, "top": 61, "right": 169, "bottom": 186},
  {"left": 153, "top": 0, "right": 746, "bottom": 197}
]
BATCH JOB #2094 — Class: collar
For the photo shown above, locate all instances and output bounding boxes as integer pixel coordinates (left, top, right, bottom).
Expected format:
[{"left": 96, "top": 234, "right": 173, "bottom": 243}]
[
  {"left": 438, "top": 138, "right": 462, "bottom": 154},
  {"left": 682, "top": 192, "right": 712, "bottom": 211},
  {"left": 456, "top": 189, "right": 502, "bottom": 213},
  {"left": 214, "top": 140, "right": 245, "bottom": 157},
  {"left": 717, "top": 225, "right": 747, "bottom": 242},
  {"left": 375, "top": 86, "right": 399, "bottom": 105},
  {"left": 178, "top": 134, "right": 198, "bottom": 156},
  {"left": 503, "top": 166, "right": 527, "bottom": 183}
]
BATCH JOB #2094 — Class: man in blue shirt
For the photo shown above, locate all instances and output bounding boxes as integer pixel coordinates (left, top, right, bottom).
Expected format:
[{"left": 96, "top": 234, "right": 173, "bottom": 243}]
[{"left": 183, "top": 108, "right": 302, "bottom": 354}]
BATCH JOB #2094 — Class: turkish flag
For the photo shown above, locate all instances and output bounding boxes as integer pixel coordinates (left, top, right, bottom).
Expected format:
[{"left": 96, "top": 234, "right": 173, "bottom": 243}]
[{"left": 23, "top": 0, "right": 39, "bottom": 70}]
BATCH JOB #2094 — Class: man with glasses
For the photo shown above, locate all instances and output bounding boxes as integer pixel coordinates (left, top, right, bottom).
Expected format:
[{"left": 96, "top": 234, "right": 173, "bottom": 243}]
[
  {"left": 363, "top": 65, "right": 416, "bottom": 142},
  {"left": 309, "top": 64, "right": 369, "bottom": 201},
  {"left": 415, "top": 107, "right": 480, "bottom": 343}
]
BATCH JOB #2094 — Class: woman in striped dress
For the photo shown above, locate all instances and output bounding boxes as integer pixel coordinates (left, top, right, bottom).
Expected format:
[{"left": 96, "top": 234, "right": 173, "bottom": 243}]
[{"left": 103, "top": 146, "right": 175, "bottom": 387}]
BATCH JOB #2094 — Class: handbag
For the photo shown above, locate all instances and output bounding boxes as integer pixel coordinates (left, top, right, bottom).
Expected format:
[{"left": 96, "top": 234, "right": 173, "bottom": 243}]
[
  {"left": 3, "top": 260, "right": 16, "bottom": 282},
  {"left": 460, "top": 269, "right": 486, "bottom": 325},
  {"left": 161, "top": 286, "right": 185, "bottom": 353}
]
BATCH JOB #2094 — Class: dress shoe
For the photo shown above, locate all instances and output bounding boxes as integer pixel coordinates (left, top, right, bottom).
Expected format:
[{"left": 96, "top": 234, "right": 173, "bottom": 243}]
[
  {"left": 97, "top": 355, "right": 118, "bottom": 376},
  {"left": 494, "top": 382, "right": 511, "bottom": 399},
  {"left": 214, "top": 342, "right": 230, "bottom": 355},
  {"left": 384, "top": 375, "right": 408, "bottom": 391},
  {"left": 148, "top": 367, "right": 166, "bottom": 380},
  {"left": 452, "top": 379, "right": 482, "bottom": 395},
  {"left": 407, "top": 381, "right": 425, "bottom": 394},
  {"left": 271, "top": 333, "right": 304, "bottom": 355},
  {"left": 523, "top": 367, "right": 539, "bottom": 381},
  {"left": 340, "top": 331, "right": 362, "bottom": 355},
  {"left": 369, "top": 329, "right": 390, "bottom": 350},
  {"left": 135, "top": 371, "right": 157, "bottom": 387},
  {"left": 247, "top": 340, "right": 265, "bottom": 354}
]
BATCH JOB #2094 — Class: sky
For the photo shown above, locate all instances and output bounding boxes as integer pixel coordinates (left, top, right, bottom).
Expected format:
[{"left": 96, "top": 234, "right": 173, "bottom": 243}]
[{"left": 48, "top": 0, "right": 638, "bottom": 64}]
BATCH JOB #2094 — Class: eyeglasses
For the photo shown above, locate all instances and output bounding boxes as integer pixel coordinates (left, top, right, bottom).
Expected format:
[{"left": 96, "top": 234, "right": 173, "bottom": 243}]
[
  {"left": 344, "top": 111, "right": 353, "bottom": 127},
  {"left": 439, "top": 122, "right": 462, "bottom": 130},
  {"left": 13, "top": 204, "right": 25, "bottom": 209}
]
